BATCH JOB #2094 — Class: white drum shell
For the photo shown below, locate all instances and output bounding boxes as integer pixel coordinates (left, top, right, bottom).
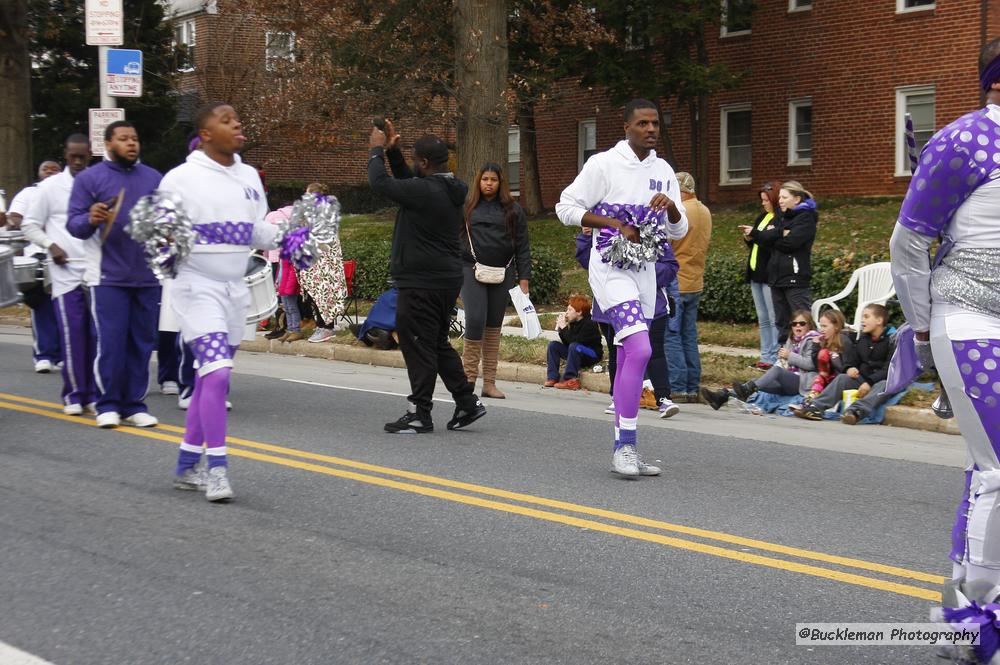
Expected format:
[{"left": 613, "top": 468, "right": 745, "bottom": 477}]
[
  {"left": 244, "top": 256, "right": 277, "bottom": 325},
  {"left": 0, "top": 245, "right": 19, "bottom": 308}
]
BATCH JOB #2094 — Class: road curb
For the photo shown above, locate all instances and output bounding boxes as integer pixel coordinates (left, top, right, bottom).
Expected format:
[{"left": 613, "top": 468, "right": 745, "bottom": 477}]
[{"left": 238, "top": 335, "right": 958, "bottom": 437}]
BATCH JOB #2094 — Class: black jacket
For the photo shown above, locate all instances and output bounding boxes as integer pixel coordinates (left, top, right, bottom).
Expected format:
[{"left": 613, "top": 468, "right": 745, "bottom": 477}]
[
  {"left": 461, "top": 198, "right": 532, "bottom": 285},
  {"left": 744, "top": 210, "right": 777, "bottom": 283},
  {"left": 755, "top": 204, "right": 817, "bottom": 289},
  {"left": 810, "top": 332, "right": 854, "bottom": 375},
  {"left": 368, "top": 146, "right": 468, "bottom": 290},
  {"left": 847, "top": 330, "right": 895, "bottom": 385},
  {"left": 557, "top": 315, "right": 603, "bottom": 364}
]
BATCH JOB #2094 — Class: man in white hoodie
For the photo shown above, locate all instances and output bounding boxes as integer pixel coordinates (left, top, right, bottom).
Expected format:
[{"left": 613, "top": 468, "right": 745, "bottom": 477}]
[
  {"left": 556, "top": 99, "right": 688, "bottom": 477},
  {"left": 157, "top": 102, "right": 288, "bottom": 502}
]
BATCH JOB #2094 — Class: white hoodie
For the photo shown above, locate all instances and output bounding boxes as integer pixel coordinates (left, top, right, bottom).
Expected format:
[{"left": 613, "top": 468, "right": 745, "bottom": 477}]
[
  {"left": 158, "top": 151, "right": 276, "bottom": 283},
  {"left": 556, "top": 140, "right": 688, "bottom": 317},
  {"left": 21, "top": 168, "right": 87, "bottom": 299}
]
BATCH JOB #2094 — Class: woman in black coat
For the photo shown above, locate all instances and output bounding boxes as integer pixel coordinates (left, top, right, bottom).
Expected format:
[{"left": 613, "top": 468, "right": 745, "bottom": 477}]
[
  {"left": 739, "top": 180, "right": 783, "bottom": 369},
  {"left": 751, "top": 180, "right": 817, "bottom": 344}
]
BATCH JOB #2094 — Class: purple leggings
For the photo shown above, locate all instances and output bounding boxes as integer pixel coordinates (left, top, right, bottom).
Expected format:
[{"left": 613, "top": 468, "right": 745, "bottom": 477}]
[
  {"left": 176, "top": 332, "right": 235, "bottom": 472},
  {"left": 606, "top": 300, "right": 652, "bottom": 450}
]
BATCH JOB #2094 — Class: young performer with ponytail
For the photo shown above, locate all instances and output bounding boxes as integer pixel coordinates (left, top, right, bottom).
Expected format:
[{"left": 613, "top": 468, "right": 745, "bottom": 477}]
[
  {"left": 556, "top": 99, "right": 687, "bottom": 477},
  {"left": 890, "top": 38, "right": 1000, "bottom": 664}
]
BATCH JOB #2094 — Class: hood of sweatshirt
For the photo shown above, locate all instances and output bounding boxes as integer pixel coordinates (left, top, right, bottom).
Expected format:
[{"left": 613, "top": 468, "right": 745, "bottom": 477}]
[
  {"left": 433, "top": 172, "right": 469, "bottom": 206},
  {"left": 187, "top": 149, "right": 245, "bottom": 174},
  {"left": 612, "top": 139, "right": 659, "bottom": 167}
]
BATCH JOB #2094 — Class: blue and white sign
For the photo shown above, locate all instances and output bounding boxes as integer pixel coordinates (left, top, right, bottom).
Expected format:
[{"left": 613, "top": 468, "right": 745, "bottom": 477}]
[{"left": 106, "top": 48, "right": 142, "bottom": 97}]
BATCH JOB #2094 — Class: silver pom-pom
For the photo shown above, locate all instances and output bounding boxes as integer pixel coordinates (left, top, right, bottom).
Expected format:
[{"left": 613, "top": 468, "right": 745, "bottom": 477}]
[
  {"left": 593, "top": 203, "right": 669, "bottom": 271},
  {"left": 290, "top": 193, "right": 341, "bottom": 245},
  {"left": 125, "top": 191, "right": 195, "bottom": 279}
]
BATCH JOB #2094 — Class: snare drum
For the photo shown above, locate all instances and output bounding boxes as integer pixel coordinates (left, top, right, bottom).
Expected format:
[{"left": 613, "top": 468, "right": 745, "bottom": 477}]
[
  {"left": 244, "top": 254, "right": 277, "bottom": 324},
  {"left": 0, "top": 230, "right": 28, "bottom": 254},
  {"left": 13, "top": 255, "right": 39, "bottom": 292},
  {"left": 0, "top": 244, "right": 19, "bottom": 307}
]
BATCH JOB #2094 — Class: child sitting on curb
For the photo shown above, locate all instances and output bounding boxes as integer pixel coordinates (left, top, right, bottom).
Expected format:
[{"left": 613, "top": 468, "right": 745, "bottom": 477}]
[
  {"left": 545, "top": 295, "right": 603, "bottom": 390},
  {"left": 795, "top": 304, "right": 895, "bottom": 422}
]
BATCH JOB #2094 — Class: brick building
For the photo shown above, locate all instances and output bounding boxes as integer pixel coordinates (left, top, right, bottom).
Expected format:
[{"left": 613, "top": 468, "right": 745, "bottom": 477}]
[{"left": 168, "top": 0, "right": 998, "bottom": 206}]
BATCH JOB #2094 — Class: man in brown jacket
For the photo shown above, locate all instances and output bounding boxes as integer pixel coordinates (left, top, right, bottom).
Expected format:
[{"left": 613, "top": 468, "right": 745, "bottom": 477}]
[{"left": 665, "top": 172, "right": 712, "bottom": 401}]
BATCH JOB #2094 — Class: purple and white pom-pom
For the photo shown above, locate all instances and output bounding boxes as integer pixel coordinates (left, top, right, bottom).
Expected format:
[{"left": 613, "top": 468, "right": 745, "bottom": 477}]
[
  {"left": 592, "top": 203, "right": 668, "bottom": 271},
  {"left": 290, "top": 192, "right": 341, "bottom": 245},
  {"left": 125, "top": 191, "right": 195, "bottom": 279},
  {"left": 277, "top": 225, "right": 318, "bottom": 271}
]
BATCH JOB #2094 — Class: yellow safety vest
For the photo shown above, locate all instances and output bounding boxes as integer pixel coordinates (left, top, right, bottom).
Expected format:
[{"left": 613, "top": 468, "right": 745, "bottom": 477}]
[{"left": 749, "top": 212, "right": 774, "bottom": 271}]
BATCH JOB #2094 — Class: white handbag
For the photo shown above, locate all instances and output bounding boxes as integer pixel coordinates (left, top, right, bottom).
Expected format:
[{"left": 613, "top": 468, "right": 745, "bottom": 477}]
[{"left": 465, "top": 217, "right": 512, "bottom": 284}]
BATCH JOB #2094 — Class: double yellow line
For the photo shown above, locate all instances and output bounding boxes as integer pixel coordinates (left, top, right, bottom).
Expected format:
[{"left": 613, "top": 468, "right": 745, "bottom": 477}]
[{"left": 0, "top": 390, "right": 946, "bottom": 602}]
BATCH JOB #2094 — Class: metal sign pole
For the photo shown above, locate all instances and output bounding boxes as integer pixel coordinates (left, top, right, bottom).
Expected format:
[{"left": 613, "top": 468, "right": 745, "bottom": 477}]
[{"left": 98, "top": 46, "right": 116, "bottom": 109}]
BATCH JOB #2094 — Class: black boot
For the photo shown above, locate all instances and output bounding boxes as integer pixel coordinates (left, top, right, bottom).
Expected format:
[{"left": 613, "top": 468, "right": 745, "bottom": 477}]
[
  {"left": 699, "top": 387, "right": 729, "bottom": 411},
  {"left": 731, "top": 380, "right": 756, "bottom": 402},
  {"left": 265, "top": 308, "right": 287, "bottom": 340}
]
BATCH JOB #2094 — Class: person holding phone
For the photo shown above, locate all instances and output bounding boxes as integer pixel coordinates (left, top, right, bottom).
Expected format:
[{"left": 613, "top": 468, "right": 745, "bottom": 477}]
[{"left": 739, "top": 181, "right": 783, "bottom": 370}]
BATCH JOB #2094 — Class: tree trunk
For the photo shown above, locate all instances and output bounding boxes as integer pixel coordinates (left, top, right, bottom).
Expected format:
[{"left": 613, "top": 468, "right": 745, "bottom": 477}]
[
  {"left": 453, "top": 0, "right": 508, "bottom": 189},
  {"left": 516, "top": 101, "right": 543, "bottom": 215},
  {"left": 0, "top": 0, "right": 33, "bottom": 206}
]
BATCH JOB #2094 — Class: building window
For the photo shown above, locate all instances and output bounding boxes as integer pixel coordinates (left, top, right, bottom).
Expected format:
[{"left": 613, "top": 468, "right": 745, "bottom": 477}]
[
  {"left": 896, "top": 86, "right": 936, "bottom": 176},
  {"left": 721, "top": 0, "right": 752, "bottom": 37},
  {"left": 721, "top": 105, "right": 752, "bottom": 185},
  {"left": 789, "top": 0, "right": 812, "bottom": 11},
  {"left": 578, "top": 119, "right": 597, "bottom": 171},
  {"left": 174, "top": 19, "right": 196, "bottom": 72},
  {"left": 897, "top": 0, "right": 934, "bottom": 12},
  {"left": 788, "top": 99, "right": 812, "bottom": 166},
  {"left": 265, "top": 31, "right": 295, "bottom": 72},
  {"left": 508, "top": 126, "right": 521, "bottom": 192}
]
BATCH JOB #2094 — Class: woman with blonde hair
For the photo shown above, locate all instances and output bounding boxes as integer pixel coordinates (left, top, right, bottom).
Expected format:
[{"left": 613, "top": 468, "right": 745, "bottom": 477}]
[
  {"left": 460, "top": 162, "right": 531, "bottom": 399},
  {"left": 753, "top": 180, "right": 817, "bottom": 343}
]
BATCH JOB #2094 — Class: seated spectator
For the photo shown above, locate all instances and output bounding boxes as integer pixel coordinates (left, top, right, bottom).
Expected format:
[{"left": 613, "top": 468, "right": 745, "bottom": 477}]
[
  {"left": 545, "top": 295, "right": 602, "bottom": 390},
  {"left": 701, "top": 309, "right": 821, "bottom": 409},
  {"left": 351, "top": 287, "right": 398, "bottom": 350},
  {"left": 795, "top": 304, "right": 896, "bottom": 422}
]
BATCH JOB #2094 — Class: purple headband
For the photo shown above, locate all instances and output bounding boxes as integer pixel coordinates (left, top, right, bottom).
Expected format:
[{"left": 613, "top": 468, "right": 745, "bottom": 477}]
[
  {"left": 981, "top": 53, "right": 1000, "bottom": 92},
  {"left": 187, "top": 136, "right": 202, "bottom": 152}
]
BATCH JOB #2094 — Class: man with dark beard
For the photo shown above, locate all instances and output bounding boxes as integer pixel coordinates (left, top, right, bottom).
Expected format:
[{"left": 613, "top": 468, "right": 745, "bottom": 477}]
[{"left": 67, "top": 120, "right": 163, "bottom": 429}]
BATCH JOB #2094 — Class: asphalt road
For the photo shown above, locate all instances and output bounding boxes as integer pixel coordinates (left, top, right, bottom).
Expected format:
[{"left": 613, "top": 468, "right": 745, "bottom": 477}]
[{"left": 0, "top": 326, "right": 970, "bottom": 664}]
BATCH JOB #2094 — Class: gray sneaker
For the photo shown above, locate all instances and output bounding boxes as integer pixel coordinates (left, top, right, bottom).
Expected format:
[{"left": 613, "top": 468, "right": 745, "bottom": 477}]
[
  {"left": 173, "top": 466, "right": 206, "bottom": 492},
  {"left": 611, "top": 445, "right": 640, "bottom": 477},
  {"left": 205, "top": 466, "right": 234, "bottom": 502}
]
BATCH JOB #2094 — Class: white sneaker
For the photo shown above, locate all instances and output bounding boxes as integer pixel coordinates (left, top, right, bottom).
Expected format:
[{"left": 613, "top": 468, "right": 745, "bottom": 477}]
[
  {"left": 637, "top": 456, "right": 662, "bottom": 476},
  {"left": 604, "top": 401, "right": 616, "bottom": 415},
  {"left": 84, "top": 402, "right": 97, "bottom": 415},
  {"left": 611, "top": 445, "right": 640, "bottom": 477},
  {"left": 96, "top": 411, "right": 120, "bottom": 428},
  {"left": 173, "top": 466, "right": 206, "bottom": 492},
  {"left": 658, "top": 399, "right": 680, "bottom": 419},
  {"left": 178, "top": 393, "right": 192, "bottom": 410},
  {"left": 308, "top": 327, "right": 334, "bottom": 343},
  {"left": 124, "top": 412, "right": 158, "bottom": 428},
  {"left": 34, "top": 359, "right": 53, "bottom": 373},
  {"left": 63, "top": 403, "right": 83, "bottom": 416},
  {"left": 160, "top": 381, "right": 179, "bottom": 395},
  {"left": 205, "top": 466, "right": 234, "bottom": 502},
  {"left": 226, "top": 400, "right": 233, "bottom": 411}
]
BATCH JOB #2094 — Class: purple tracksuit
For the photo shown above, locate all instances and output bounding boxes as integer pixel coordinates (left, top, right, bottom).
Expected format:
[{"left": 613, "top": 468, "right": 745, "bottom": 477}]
[{"left": 67, "top": 159, "right": 162, "bottom": 417}]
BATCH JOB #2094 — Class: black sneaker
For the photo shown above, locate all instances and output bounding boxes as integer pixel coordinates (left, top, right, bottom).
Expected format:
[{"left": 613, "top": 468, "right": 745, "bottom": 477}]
[
  {"left": 446, "top": 399, "right": 487, "bottom": 430},
  {"left": 840, "top": 407, "right": 862, "bottom": 425},
  {"left": 793, "top": 404, "right": 824, "bottom": 421},
  {"left": 384, "top": 411, "right": 433, "bottom": 434},
  {"left": 700, "top": 387, "right": 729, "bottom": 411}
]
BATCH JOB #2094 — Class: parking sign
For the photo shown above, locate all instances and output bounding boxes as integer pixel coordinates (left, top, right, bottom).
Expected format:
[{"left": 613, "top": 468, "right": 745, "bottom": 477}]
[
  {"left": 106, "top": 49, "right": 143, "bottom": 97},
  {"left": 89, "top": 108, "right": 126, "bottom": 156}
]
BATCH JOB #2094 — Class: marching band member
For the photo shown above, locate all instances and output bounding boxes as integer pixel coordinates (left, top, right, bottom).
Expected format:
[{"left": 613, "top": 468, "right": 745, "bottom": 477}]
[{"left": 556, "top": 99, "right": 687, "bottom": 477}]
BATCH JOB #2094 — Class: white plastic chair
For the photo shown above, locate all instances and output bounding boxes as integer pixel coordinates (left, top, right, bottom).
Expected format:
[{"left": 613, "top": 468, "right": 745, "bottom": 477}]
[{"left": 810, "top": 262, "right": 895, "bottom": 335}]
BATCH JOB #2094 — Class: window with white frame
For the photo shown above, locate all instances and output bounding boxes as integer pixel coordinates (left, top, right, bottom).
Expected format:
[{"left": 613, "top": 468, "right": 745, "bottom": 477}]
[
  {"left": 895, "top": 86, "right": 936, "bottom": 176},
  {"left": 897, "top": 0, "right": 934, "bottom": 12},
  {"left": 265, "top": 31, "right": 295, "bottom": 72},
  {"left": 720, "top": 105, "right": 752, "bottom": 184},
  {"left": 174, "top": 19, "right": 196, "bottom": 72},
  {"left": 508, "top": 126, "right": 521, "bottom": 192},
  {"left": 788, "top": 99, "right": 812, "bottom": 166},
  {"left": 578, "top": 119, "right": 597, "bottom": 171},
  {"left": 721, "top": 0, "right": 752, "bottom": 37},
  {"left": 789, "top": 0, "right": 812, "bottom": 11}
]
